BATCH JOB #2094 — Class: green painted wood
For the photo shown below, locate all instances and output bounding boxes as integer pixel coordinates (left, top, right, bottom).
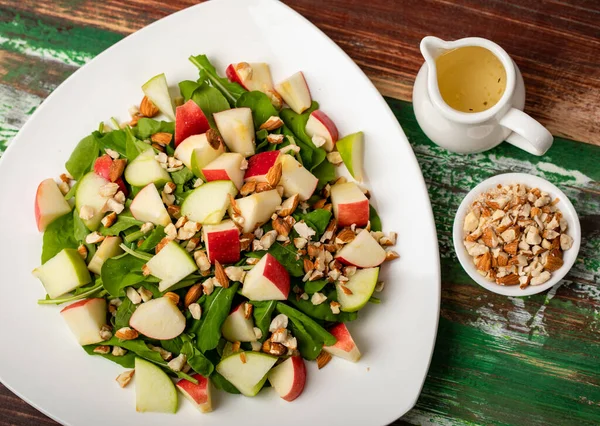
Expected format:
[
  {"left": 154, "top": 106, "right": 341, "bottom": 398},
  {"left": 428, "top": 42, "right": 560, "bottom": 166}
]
[{"left": 0, "top": 7, "right": 599, "bottom": 426}]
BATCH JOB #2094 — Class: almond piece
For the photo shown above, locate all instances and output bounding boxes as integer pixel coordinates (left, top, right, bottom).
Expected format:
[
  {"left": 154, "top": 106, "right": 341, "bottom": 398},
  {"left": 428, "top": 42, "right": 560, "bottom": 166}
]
[
  {"left": 339, "top": 285, "right": 353, "bottom": 295},
  {"left": 335, "top": 228, "right": 356, "bottom": 244},
  {"left": 151, "top": 132, "right": 173, "bottom": 145},
  {"left": 476, "top": 252, "right": 492, "bottom": 272},
  {"left": 496, "top": 274, "right": 520, "bottom": 286},
  {"left": 184, "top": 284, "right": 203, "bottom": 308},
  {"left": 139, "top": 96, "right": 159, "bottom": 117},
  {"left": 163, "top": 292, "right": 180, "bottom": 305},
  {"left": 272, "top": 217, "right": 292, "bottom": 237},
  {"left": 278, "top": 194, "right": 299, "bottom": 217},
  {"left": 116, "top": 370, "right": 135, "bottom": 388},
  {"left": 115, "top": 327, "right": 139, "bottom": 340},
  {"left": 108, "top": 159, "right": 127, "bottom": 182},
  {"left": 214, "top": 260, "right": 229, "bottom": 288},
  {"left": 262, "top": 340, "right": 287, "bottom": 356},
  {"left": 316, "top": 350, "right": 332, "bottom": 369},
  {"left": 266, "top": 162, "right": 282, "bottom": 188},
  {"left": 481, "top": 228, "right": 499, "bottom": 248},
  {"left": 303, "top": 258, "right": 314, "bottom": 274},
  {"left": 260, "top": 116, "right": 284, "bottom": 131},
  {"left": 240, "top": 181, "right": 257, "bottom": 196},
  {"left": 504, "top": 240, "right": 518, "bottom": 256},
  {"left": 255, "top": 182, "right": 273, "bottom": 193},
  {"left": 544, "top": 255, "right": 564, "bottom": 272}
]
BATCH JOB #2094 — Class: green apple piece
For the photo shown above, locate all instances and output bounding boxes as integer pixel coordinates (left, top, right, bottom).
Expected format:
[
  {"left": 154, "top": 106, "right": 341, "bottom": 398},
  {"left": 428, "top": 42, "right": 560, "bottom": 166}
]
[
  {"left": 216, "top": 351, "right": 277, "bottom": 396},
  {"left": 336, "top": 131, "right": 364, "bottom": 182},
  {"left": 135, "top": 357, "right": 178, "bottom": 413},
  {"left": 335, "top": 267, "right": 379, "bottom": 312},
  {"left": 145, "top": 240, "right": 198, "bottom": 292},
  {"left": 87, "top": 236, "right": 123, "bottom": 275},
  {"left": 141, "top": 73, "right": 175, "bottom": 120},
  {"left": 32, "top": 248, "right": 92, "bottom": 299},
  {"left": 181, "top": 180, "right": 238, "bottom": 224},
  {"left": 75, "top": 172, "right": 112, "bottom": 231},
  {"left": 173, "top": 133, "right": 224, "bottom": 176},
  {"left": 124, "top": 148, "right": 172, "bottom": 188}
]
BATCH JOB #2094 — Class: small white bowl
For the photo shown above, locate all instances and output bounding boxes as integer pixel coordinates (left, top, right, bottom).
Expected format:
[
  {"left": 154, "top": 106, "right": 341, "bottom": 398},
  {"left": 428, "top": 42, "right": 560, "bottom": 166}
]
[{"left": 453, "top": 173, "right": 581, "bottom": 296}]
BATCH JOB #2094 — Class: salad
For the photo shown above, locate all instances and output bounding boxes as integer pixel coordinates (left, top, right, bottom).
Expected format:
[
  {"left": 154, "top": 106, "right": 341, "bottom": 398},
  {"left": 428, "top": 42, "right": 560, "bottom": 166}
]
[{"left": 32, "top": 55, "right": 399, "bottom": 413}]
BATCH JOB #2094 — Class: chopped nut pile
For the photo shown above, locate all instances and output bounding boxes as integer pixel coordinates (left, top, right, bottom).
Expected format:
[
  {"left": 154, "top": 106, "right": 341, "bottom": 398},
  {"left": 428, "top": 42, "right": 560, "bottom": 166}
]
[{"left": 463, "top": 183, "right": 573, "bottom": 289}]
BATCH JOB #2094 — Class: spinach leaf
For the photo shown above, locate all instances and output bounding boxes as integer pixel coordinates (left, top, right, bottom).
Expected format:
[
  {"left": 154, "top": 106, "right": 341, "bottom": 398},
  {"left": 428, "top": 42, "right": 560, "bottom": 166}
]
[
  {"left": 369, "top": 205, "right": 382, "bottom": 232},
  {"left": 100, "top": 337, "right": 164, "bottom": 363},
  {"left": 98, "top": 213, "right": 143, "bottom": 236},
  {"left": 250, "top": 300, "right": 277, "bottom": 342},
  {"left": 133, "top": 118, "right": 174, "bottom": 140},
  {"left": 114, "top": 297, "right": 137, "bottom": 329},
  {"left": 300, "top": 209, "right": 332, "bottom": 238},
  {"left": 289, "top": 289, "right": 358, "bottom": 322},
  {"left": 189, "top": 55, "right": 246, "bottom": 106},
  {"left": 287, "top": 315, "right": 321, "bottom": 360},
  {"left": 137, "top": 226, "right": 165, "bottom": 252},
  {"left": 196, "top": 283, "right": 239, "bottom": 352},
  {"left": 65, "top": 134, "right": 99, "bottom": 180},
  {"left": 159, "top": 336, "right": 185, "bottom": 354},
  {"left": 303, "top": 279, "right": 328, "bottom": 295},
  {"left": 236, "top": 91, "right": 278, "bottom": 128},
  {"left": 82, "top": 344, "right": 136, "bottom": 368},
  {"left": 211, "top": 371, "right": 241, "bottom": 394},
  {"left": 101, "top": 255, "right": 147, "bottom": 297},
  {"left": 247, "top": 243, "right": 304, "bottom": 277},
  {"left": 276, "top": 303, "right": 336, "bottom": 346},
  {"left": 178, "top": 80, "right": 229, "bottom": 127},
  {"left": 92, "top": 129, "right": 127, "bottom": 157},
  {"left": 73, "top": 209, "right": 89, "bottom": 241},
  {"left": 171, "top": 167, "right": 194, "bottom": 185},
  {"left": 125, "top": 127, "right": 151, "bottom": 161},
  {"left": 312, "top": 159, "right": 336, "bottom": 188},
  {"left": 180, "top": 340, "right": 214, "bottom": 377},
  {"left": 41, "top": 212, "right": 77, "bottom": 263},
  {"left": 279, "top": 103, "right": 318, "bottom": 146}
]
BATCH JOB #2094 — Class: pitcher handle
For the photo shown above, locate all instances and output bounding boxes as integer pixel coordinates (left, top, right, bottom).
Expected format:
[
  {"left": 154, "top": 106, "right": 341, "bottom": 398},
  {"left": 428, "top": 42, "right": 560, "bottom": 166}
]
[{"left": 500, "top": 108, "right": 553, "bottom": 156}]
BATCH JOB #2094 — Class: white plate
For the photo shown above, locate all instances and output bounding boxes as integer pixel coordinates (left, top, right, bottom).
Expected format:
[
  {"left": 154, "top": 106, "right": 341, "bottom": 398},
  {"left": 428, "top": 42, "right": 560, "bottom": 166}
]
[
  {"left": 0, "top": 0, "right": 440, "bottom": 424},
  {"left": 453, "top": 173, "right": 581, "bottom": 296}
]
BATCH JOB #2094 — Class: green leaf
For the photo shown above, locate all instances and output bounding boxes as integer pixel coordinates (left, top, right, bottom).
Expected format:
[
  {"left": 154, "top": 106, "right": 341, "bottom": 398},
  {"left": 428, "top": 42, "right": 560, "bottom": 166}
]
[
  {"left": 41, "top": 212, "right": 77, "bottom": 263},
  {"left": 98, "top": 212, "right": 144, "bottom": 236},
  {"left": 289, "top": 289, "right": 358, "bottom": 322},
  {"left": 133, "top": 118, "right": 174, "bottom": 140},
  {"left": 211, "top": 371, "right": 241, "bottom": 394},
  {"left": 73, "top": 209, "right": 89, "bottom": 241},
  {"left": 159, "top": 336, "right": 185, "bottom": 354},
  {"left": 178, "top": 80, "right": 229, "bottom": 127},
  {"left": 171, "top": 167, "right": 194, "bottom": 185},
  {"left": 100, "top": 337, "right": 164, "bottom": 363},
  {"left": 189, "top": 55, "right": 246, "bottom": 106},
  {"left": 303, "top": 279, "right": 328, "bottom": 295},
  {"left": 92, "top": 129, "right": 127, "bottom": 157},
  {"left": 82, "top": 344, "right": 136, "bottom": 368},
  {"left": 288, "top": 315, "right": 321, "bottom": 360},
  {"left": 312, "top": 159, "right": 336, "bottom": 188},
  {"left": 114, "top": 297, "right": 137, "bottom": 329},
  {"left": 236, "top": 91, "right": 278, "bottom": 128},
  {"left": 279, "top": 103, "right": 326, "bottom": 171},
  {"left": 125, "top": 127, "right": 151, "bottom": 161},
  {"left": 196, "top": 283, "right": 239, "bottom": 352},
  {"left": 250, "top": 300, "right": 277, "bottom": 342},
  {"left": 369, "top": 296, "right": 381, "bottom": 304},
  {"left": 65, "top": 134, "right": 99, "bottom": 180},
  {"left": 247, "top": 243, "right": 304, "bottom": 277},
  {"left": 137, "top": 226, "right": 165, "bottom": 252},
  {"left": 101, "top": 255, "right": 147, "bottom": 297},
  {"left": 180, "top": 340, "right": 214, "bottom": 377},
  {"left": 275, "top": 303, "right": 336, "bottom": 346},
  {"left": 300, "top": 209, "right": 332, "bottom": 238},
  {"left": 369, "top": 205, "right": 383, "bottom": 232}
]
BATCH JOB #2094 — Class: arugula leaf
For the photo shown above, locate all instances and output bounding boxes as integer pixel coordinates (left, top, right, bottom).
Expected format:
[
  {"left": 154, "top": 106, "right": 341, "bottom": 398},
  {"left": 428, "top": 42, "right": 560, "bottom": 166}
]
[
  {"left": 101, "top": 337, "right": 164, "bottom": 363},
  {"left": 247, "top": 243, "right": 304, "bottom": 277},
  {"left": 180, "top": 340, "right": 214, "bottom": 377},
  {"left": 124, "top": 127, "right": 151, "bottom": 161},
  {"left": 236, "top": 91, "right": 278, "bottom": 128},
  {"left": 92, "top": 129, "right": 127, "bottom": 157},
  {"left": 288, "top": 315, "right": 322, "bottom": 360},
  {"left": 189, "top": 55, "right": 246, "bottom": 106},
  {"left": 196, "top": 283, "right": 239, "bottom": 352},
  {"left": 171, "top": 167, "right": 194, "bottom": 185},
  {"left": 290, "top": 289, "right": 358, "bottom": 322},
  {"left": 133, "top": 118, "right": 174, "bottom": 140},
  {"left": 137, "top": 226, "right": 165, "bottom": 252},
  {"left": 159, "top": 336, "right": 185, "bottom": 354},
  {"left": 73, "top": 209, "right": 89, "bottom": 241},
  {"left": 299, "top": 209, "right": 332, "bottom": 238},
  {"left": 101, "top": 255, "right": 147, "bottom": 297},
  {"left": 82, "top": 344, "right": 136, "bottom": 368},
  {"left": 178, "top": 80, "right": 229, "bottom": 127},
  {"left": 250, "top": 300, "right": 277, "bottom": 342},
  {"left": 41, "top": 212, "right": 77, "bottom": 263},
  {"left": 369, "top": 205, "right": 383, "bottom": 232},
  {"left": 275, "top": 303, "right": 336, "bottom": 346},
  {"left": 98, "top": 212, "right": 143, "bottom": 236},
  {"left": 303, "top": 279, "right": 328, "bottom": 295},
  {"left": 65, "top": 134, "right": 99, "bottom": 180},
  {"left": 114, "top": 297, "right": 137, "bottom": 329},
  {"left": 312, "top": 159, "right": 336, "bottom": 188}
]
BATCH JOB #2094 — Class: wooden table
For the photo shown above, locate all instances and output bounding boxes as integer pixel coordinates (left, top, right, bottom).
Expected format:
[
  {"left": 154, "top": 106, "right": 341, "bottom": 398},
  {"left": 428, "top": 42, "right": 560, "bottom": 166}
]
[{"left": 1, "top": 1, "right": 599, "bottom": 424}]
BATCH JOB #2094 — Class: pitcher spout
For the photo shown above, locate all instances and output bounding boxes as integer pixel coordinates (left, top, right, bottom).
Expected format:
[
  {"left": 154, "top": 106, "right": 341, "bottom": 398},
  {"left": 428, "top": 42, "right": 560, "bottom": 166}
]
[{"left": 420, "top": 36, "right": 449, "bottom": 66}]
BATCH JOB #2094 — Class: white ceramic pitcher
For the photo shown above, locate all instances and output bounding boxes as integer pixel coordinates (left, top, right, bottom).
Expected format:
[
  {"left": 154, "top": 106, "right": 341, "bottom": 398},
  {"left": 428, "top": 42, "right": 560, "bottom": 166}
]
[{"left": 413, "top": 36, "right": 553, "bottom": 156}]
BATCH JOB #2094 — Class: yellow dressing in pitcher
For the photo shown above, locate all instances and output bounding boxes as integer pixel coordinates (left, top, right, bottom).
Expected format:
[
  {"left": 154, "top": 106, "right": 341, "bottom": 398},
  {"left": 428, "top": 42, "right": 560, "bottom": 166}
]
[{"left": 436, "top": 46, "right": 506, "bottom": 113}]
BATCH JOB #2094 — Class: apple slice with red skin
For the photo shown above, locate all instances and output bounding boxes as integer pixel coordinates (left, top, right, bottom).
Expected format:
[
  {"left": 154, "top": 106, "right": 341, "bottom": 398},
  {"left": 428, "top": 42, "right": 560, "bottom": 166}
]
[
  {"left": 176, "top": 374, "right": 212, "bottom": 413},
  {"left": 335, "top": 229, "right": 386, "bottom": 267},
  {"left": 323, "top": 323, "right": 361, "bottom": 362},
  {"left": 202, "top": 152, "right": 245, "bottom": 190},
  {"left": 175, "top": 100, "right": 210, "bottom": 147},
  {"left": 241, "top": 253, "right": 290, "bottom": 301},
  {"left": 34, "top": 178, "right": 72, "bottom": 231},
  {"left": 202, "top": 219, "right": 241, "bottom": 264},
  {"left": 129, "top": 296, "right": 186, "bottom": 340},
  {"left": 244, "top": 151, "right": 280, "bottom": 182},
  {"left": 275, "top": 72, "right": 312, "bottom": 114},
  {"left": 305, "top": 110, "right": 339, "bottom": 152},
  {"left": 222, "top": 302, "right": 257, "bottom": 342},
  {"left": 226, "top": 62, "right": 274, "bottom": 93},
  {"left": 267, "top": 356, "right": 307, "bottom": 402},
  {"left": 93, "top": 154, "right": 128, "bottom": 195},
  {"left": 230, "top": 189, "right": 281, "bottom": 233},
  {"left": 174, "top": 133, "right": 224, "bottom": 172},
  {"left": 331, "top": 182, "right": 369, "bottom": 227},
  {"left": 60, "top": 298, "right": 107, "bottom": 345}
]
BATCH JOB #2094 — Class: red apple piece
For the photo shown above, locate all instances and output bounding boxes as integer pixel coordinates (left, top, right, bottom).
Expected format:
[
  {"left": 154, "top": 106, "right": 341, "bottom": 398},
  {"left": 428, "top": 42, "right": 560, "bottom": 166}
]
[
  {"left": 60, "top": 298, "right": 107, "bottom": 345},
  {"left": 175, "top": 100, "right": 210, "bottom": 146},
  {"left": 202, "top": 220, "right": 241, "bottom": 264},
  {"left": 244, "top": 151, "right": 281, "bottom": 183},
  {"left": 241, "top": 253, "right": 290, "bottom": 301},
  {"left": 34, "top": 178, "right": 72, "bottom": 231},
  {"left": 330, "top": 182, "right": 369, "bottom": 227},
  {"left": 267, "top": 355, "right": 307, "bottom": 402},
  {"left": 305, "top": 110, "right": 339, "bottom": 152},
  {"left": 177, "top": 374, "right": 212, "bottom": 413},
  {"left": 226, "top": 62, "right": 274, "bottom": 93},
  {"left": 202, "top": 152, "right": 245, "bottom": 190},
  {"left": 93, "top": 154, "right": 128, "bottom": 195},
  {"left": 335, "top": 229, "right": 386, "bottom": 267},
  {"left": 129, "top": 297, "right": 186, "bottom": 340},
  {"left": 323, "top": 323, "right": 361, "bottom": 362},
  {"left": 222, "top": 302, "right": 257, "bottom": 342}
]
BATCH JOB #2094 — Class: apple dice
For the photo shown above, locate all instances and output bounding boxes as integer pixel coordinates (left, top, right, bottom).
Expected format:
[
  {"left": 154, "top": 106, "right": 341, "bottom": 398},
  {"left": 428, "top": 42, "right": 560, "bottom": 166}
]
[
  {"left": 130, "top": 296, "right": 186, "bottom": 340},
  {"left": 129, "top": 183, "right": 171, "bottom": 226},
  {"left": 226, "top": 62, "right": 274, "bottom": 93},
  {"left": 280, "top": 154, "right": 318, "bottom": 201},
  {"left": 87, "top": 236, "right": 123, "bottom": 275},
  {"left": 60, "top": 298, "right": 107, "bottom": 345},
  {"left": 203, "top": 220, "right": 240, "bottom": 264},
  {"left": 222, "top": 302, "right": 257, "bottom": 342},
  {"left": 175, "top": 100, "right": 210, "bottom": 146},
  {"left": 177, "top": 374, "right": 212, "bottom": 413},
  {"left": 336, "top": 131, "right": 365, "bottom": 181},
  {"left": 75, "top": 172, "right": 113, "bottom": 231},
  {"left": 202, "top": 152, "right": 245, "bottom": 190},
  {"left": 267, "top": 355, "right": 306, "bottom": 402},
  {"left": 335, "top": 229, "right": 386, "bottom": 267},
  {"left": 214, "top": 108, "right": 255, "bottom": 156},
  {"left": 244, "top": 151, "right": 280, "bottom": 183},
  {"left": 124, "top": 148, "right": 172, "bottom": 188},
  {"left": 142, "top": 73, "right": 175, "bottom": 120},
  {"left": 323, "top": 323, "right": 361, "bottom": 362},
  {"left": 145, "top": 240, "right": 198, "bottom": 291},
  {"left": 331, "top": 182, "right": 369, "bottom": 227},
  {"left": 174, "top": 133, "right": 223, "bottom": 173},
  {"left": 241, "top": 253, "right": 290, "bottom": 301},
  {"left": 305, "top": 110, "right": 339, "bottom": 152},
  {"left": 216, "top": 351, "right": 277, "bottom": 397},
  {"left": 32, "top": 248, "right": 91, "bottom": 298},
  {"left": 135, "top": 357, "right": 178, "bottom": 413},
  {"left": 335, "top": 267, "right": 379, "bottom": 312},
  {"left": 231, "top": 189, "right": 281, "bottom": 233},
  {"left": 181, "top": 180, "right": 238, "bottom": 224},
  {"left": 34, "top": 179, "right": 72, "bottom": 231},
  {"left": 275, "top": 72, "right": 311, "bottom": 114},
  {"left": 93, "top": 154, "right": 128, "bottom": 194}
]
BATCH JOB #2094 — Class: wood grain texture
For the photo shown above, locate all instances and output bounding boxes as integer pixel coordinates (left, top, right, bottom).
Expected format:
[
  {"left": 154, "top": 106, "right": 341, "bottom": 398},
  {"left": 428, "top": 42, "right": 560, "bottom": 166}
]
[{"left": 0, "top": 1, "right": 599, "bottom": 425}]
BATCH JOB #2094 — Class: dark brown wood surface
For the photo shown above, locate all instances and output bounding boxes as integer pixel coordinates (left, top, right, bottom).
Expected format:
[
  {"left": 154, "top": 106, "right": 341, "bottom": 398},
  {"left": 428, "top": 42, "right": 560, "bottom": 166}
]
[{"left": 0, "top": 1, "right": 599, "bottom": 425}]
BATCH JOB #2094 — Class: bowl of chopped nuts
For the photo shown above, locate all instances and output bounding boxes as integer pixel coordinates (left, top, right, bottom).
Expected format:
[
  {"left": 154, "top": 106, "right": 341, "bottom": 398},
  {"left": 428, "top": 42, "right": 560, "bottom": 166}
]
[{"left": 453, "top": 173, "right": 581, "bottom": 296}]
